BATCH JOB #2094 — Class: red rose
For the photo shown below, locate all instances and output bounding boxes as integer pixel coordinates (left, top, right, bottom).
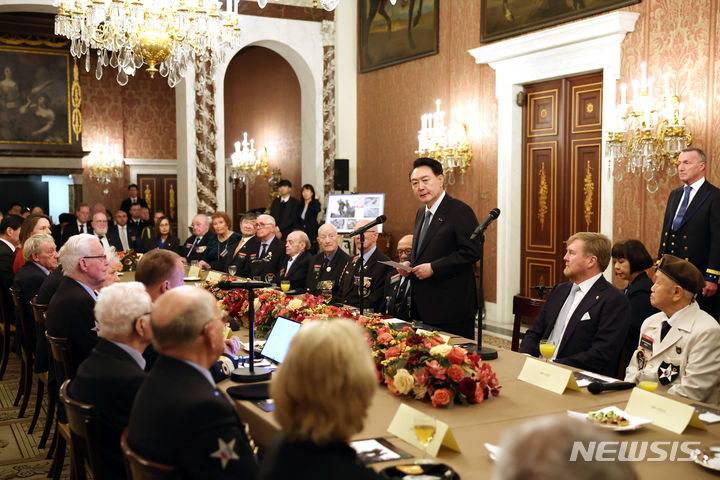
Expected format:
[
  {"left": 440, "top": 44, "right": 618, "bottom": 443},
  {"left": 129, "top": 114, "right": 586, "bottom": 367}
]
[
  {"left": 459, "top": 377, "right": 476, "bottom": 398},
  {"left": 447, "top": 364, "right": 464, "bottom": 382},
  {"left": 447, "top": 346, "right": 467, "bottom": 365},
  {"left": 431, "top": 388, "right": 452, "bottom": 407}
]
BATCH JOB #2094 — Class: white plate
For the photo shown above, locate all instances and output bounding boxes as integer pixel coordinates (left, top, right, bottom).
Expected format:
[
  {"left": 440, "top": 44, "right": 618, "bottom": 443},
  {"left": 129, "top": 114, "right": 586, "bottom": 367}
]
[
  {"left": 567, "top": 406, "right": 652, "bottom": 431},
  {"left": 184, "top": 276, "right": 202, "bottom": 281},
  {"left": 692, "top": 446, "right": 720, "bottom": 471}
]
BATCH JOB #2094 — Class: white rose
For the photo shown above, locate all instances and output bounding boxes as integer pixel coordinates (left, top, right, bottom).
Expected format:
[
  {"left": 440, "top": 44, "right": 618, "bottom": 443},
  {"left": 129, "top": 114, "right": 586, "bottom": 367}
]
[
  {"left": 393, "top": 369, "right": 415, "bottom": 395},
  {"left": 254, "top": 298, "right": 261, "bottom": 310},
  {"left": 287, "top": 299, "right": 303, "bottom": 311},
  {"left": 430, "top": 344, "right": 453, "bottom": 357}
]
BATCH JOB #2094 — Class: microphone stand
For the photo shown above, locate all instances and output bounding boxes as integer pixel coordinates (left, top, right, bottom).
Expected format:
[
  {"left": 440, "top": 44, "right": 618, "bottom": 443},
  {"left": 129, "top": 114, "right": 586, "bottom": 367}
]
[
  {"left": 472, "top": 229, "right": 498, "bottom": 361},
  {"left": 229, "top": 281, "right": 273, "bottom": 382},
  {"left": 358, "top": 231, "right": 365, "bottom": 316}
]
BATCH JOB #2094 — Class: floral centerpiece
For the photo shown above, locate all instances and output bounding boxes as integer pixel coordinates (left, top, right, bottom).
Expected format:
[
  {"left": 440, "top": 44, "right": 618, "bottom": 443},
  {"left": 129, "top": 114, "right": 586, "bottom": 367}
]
[{"left": 117, "top": 250, "right": 140, "bottom": 272}]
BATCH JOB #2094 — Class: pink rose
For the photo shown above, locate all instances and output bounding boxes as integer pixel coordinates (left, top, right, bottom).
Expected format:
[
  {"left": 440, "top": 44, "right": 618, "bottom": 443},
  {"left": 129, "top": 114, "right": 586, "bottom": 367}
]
[
  {"left": 414, "top": 368, "right": 429, "bottom": 386},
  {"left": 447, "top": 364, "right": 464, "bottom": 382},
  {"left": 384, "top": 346, "right": 401, "bottom": 359},
  {"left": 431, "top": 388, "right": 452, "bottom": 408},
  {"left": 425, "top": 360, "right": 446, "bottom": 380},
  {"left": 377, "top": 332, "right": 394, "bottom": 345},
  {"left": 447, "top": 346, "right": 467, "bottom": 365}
]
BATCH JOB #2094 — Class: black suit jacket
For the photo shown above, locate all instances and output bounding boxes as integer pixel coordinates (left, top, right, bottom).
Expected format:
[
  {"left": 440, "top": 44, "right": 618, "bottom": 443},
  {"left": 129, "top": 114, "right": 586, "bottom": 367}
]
[
  {"left": 305, "top": 249, "right": 351, "bottom": 297},
  {"left": 298, "top": 199, "right": 321, "bottom": 249},
  {"left": 69, "top": 339, "right": 146, "bottom": 480},
  {"left": 60, "top": 221, "right": 93, "bottom": 245},
  {"left": 338, "top": 248, "right": 393, "bottom": 312},
  {"left": 128, "top": 355, "right": 257, "bottom": 479},
  {"left": 519, "top": 276, "right": 631, "bottom": 377},
  {"left": 106, "top": 224, "right": 141, "bottom": 252},
  {"left": 658, "top": 179, "right": 720, "bottom": 315},
  {"left": 384, "top": 274, "right": 412, "bottom": 320},
  {"left": 120, "top": 197, "right": 148, "bottom": 214},
  {"left": 226, "top": 236, "right": 260, "bottom": 274},
  {"left": 278, "top": 251, "right": 312, "bottom": 291},
  {"left": 180, "top": 233, "right": 214, "bottom": 262},
  {"left": 239, "top": 237, "right": 285, "bottom": 283},
  {"left": 269, "top": 197, "right": 301, "bottom": 239},
  {"left": 46, "top": 276, "right": 99, "bottom": 374},
  {"left": 12, "top": 262, "right": 48, "bottom": 369},
  {"left": 410, "top": 194, "right": 481, "bottom": 338},
  {"left": 623, "top": 272, "right": 659, "bottom": 367},
  {"left": 141, "top": 235, "right": 181, "bottom": 255}
]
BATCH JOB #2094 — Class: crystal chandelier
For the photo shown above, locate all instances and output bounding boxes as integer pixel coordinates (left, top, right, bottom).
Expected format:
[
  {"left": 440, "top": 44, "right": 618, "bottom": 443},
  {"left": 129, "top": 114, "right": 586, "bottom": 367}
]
[
  {"left": 87, "top": 137, "right": 124, "bottom": 194},
  {"left": 54, "top": 0, "right": 242, "bottom": 87},
  {"left": 230, "top": 132, "right": 269, "bottom": 189},
  {"left": 416, "top": 99, "right": 472, "bottom": 185},
  {"left": 605, "top": 62, "right": 692, "bottom": 193},
  {"left": 256, "top": 0, "right": 339, "bottom": 10}
]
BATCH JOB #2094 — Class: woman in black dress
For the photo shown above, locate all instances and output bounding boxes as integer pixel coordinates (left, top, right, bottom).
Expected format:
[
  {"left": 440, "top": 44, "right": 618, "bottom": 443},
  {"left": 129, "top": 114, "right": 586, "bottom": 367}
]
[
  {"left": 202, "top": 211, "right": 241, "bottom": 271},
  {"left": 298, "top": 184, "right": 321, "bottom": 254},
  {"left": 143, "top": 216, "right": 181, "bottom": 253},
  {"left": 612, "top": 239, "right": 659, "bottom": 368}
]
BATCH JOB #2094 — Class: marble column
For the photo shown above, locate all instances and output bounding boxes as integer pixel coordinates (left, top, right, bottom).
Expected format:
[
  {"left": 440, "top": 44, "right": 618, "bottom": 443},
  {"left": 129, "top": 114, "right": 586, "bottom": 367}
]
[{"left": 194, "top": 60, "right": 219, "bottom": 214}]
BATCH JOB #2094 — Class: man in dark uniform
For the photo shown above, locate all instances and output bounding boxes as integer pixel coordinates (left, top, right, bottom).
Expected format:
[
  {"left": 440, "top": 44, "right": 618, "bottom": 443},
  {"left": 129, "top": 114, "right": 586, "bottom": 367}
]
[
  {"left": 402, "top": 158, "right": 481, "bottom": 338},
  {"left": 657, "top": 147, "right": 720, "bottom": 318},
  {"left": 120, "top": 184, "right": 148, "bottom": 215},
  {"left": 128, "top": 286, "right": 257, "bottom": 479},
  {"left": 277, "top": 230, "right": 312, "bottom": 291},
  {"left": 385, "top": 234, "right": 413, "bottom": 320},
  {"left": 338, "top": 220, "right": 393, "bottom": 312},
  {"left": 269, "top": 179, "right": 300, "bottom": 239},
  {"left": 68, "top": 282, "right": 153, "bottom": 480},
  {"left": 231, "top": 214, "right": 284, "bottom": 283},
  {"left": 180, "top": 214, "right": 214, "bottom": 264},
  {"left": 306, "top": 223, "right": 350, "bottom": 298}
]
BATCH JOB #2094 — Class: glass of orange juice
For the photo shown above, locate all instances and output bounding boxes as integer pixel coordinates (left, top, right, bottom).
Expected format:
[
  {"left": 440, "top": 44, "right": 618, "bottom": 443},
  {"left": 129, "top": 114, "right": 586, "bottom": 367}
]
[
  {"left": 539, "top": 340, "right": 555, "bottom": 362},
  {"left": 638, "top": 381, "right": 658, "bottom": 392}
]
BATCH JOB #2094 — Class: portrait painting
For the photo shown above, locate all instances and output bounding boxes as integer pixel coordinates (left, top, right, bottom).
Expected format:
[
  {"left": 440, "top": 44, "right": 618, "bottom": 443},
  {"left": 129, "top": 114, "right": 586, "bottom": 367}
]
[
  {"left": 0, "top": 42, "right": 78, "bottom": 152},
  {"left": 359, "top": 0, "right": 439, "bottom": 73},
  {"left": 481, "top": 0, "right": 640, "bottom": 43}
]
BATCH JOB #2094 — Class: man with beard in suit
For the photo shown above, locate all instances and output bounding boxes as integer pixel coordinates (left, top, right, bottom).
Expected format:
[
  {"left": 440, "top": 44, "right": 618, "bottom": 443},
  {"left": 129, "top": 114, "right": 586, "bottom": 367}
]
[
  {"left": 128, "top": 286, "right": 257, "bottom": 479},
  {"left": 657, "top": 147, "right": 720, "bottom": 318},
  {"left": 277, "top": 230, "right": 312, "bottom": 291},
  {"left": 401, "top": 158, "right": 481, "bottom": 338},
  {"left": 180, "top": 214, "right": 214, "bottom": 264},
  {"left": 306, "top": 223, "right": 350, "bottom": 298},
  {"left": 68, "top": 282, "right": 153, "bottom": 480},
  {"left": 520, "top": 232, "right": 631, "bottom": 378},
  {"left": 338, "top": 220, "right": 393, "bottom": 312}
]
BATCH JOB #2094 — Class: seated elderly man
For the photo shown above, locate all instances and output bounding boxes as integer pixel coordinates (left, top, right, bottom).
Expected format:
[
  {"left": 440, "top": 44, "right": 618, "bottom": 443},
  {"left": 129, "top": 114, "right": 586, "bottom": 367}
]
[
  {"left": 135, "top": 248, "right": 186, "bottom": 301},
  {"left": 128, "top": 286, "right": 257, "bottom": 479},
  {"left": 46, "top": 234, "right": 108, "bottom": 372},
  {"left": 277, "top": 230, "right": 312, "bottom": 291},
  {"left": 228, "top": 214, "right": 284, "bottom": 282},
  {"left": 625, "top": 255, "right": 720, "bottom": 403},
  {"left": 68, "top": 282, "right": 152, "bottom": 480},
  {"left": 385, "top": 234, "right": 413, "bottom": 320},
  {"left": 12, "top": 234, "right": 58, "bottom": 372},
  {"left": 306, "top": 223, "right": 350, "bottom": 298},
  {"left": 180, "top": 214, "right": 214, "bottom": 264}
]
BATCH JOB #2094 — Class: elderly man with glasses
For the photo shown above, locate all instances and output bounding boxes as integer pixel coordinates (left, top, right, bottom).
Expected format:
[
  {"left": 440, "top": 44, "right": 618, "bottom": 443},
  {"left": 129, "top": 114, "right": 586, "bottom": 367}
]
[{"left": 227, "top": 214, "right": 285, "bottom": 283}]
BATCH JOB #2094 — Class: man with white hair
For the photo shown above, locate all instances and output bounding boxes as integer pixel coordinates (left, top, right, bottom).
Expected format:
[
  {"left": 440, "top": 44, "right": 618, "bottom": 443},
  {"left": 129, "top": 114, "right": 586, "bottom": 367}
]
[
  {"left": 128, "top": 286, "right": 257, "bottom": 478},
  {"left": 12, "top": 234, "right": 58, "bottom": 372},
  {"left": 46, "top": 233, "right": 109, "bottom": 372},
  {"left": 91, "top": 211, "right": 111, "bottom": 250},
  {"left": 306, "top": 223, "right": 350, "bottom": 297},
  {"left": 180, "top": 214, "right": 214, "bottom": 263},
  {"left": 277, "top": 230, "right": 312, "bottom": 291},
  {"left": 229, "top": 214, "right": 284, "bottom": 282},
  {"left": 68, "top": 282, "right": 152, "bottom": 480}
]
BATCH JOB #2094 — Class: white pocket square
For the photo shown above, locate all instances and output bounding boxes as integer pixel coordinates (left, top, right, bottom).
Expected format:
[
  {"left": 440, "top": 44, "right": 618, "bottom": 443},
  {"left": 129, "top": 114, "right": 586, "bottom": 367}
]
[{"left": 580, "top": 312, "right": 591, "bottom": 321}]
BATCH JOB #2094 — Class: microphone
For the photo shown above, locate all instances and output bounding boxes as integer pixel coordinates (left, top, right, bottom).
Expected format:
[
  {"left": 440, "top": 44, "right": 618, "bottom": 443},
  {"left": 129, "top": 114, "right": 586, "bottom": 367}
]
[
  {"left": 470, "top": 208, "right": 500, "bottom": 240},
  {"left": 216, "top": 280, "right": 272, "bottom": 290},
  {"left": 587, "top": 381, "right": 637, "bottom": 394},
  {"left": 348, "top": 215, "right": 387, "bottom": 237}
]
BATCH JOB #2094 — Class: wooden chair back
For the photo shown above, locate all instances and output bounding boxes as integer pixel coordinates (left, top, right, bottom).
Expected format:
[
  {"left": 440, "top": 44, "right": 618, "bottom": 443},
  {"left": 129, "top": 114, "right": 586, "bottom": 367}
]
[
  {"left": 9, "top": 286, "right": 35, "bottom": 356},
  {"left": 120, "top": 428, "right": 178, "bottom": 480},
  {"left": 511, "top": 295, "right": 546, "bottom": 351},
  {"left": 59, "top": 379, "right": 106, "bottom": 480},
  {"left": 45, "top": 332, "right": 75, "bottom": 382}
]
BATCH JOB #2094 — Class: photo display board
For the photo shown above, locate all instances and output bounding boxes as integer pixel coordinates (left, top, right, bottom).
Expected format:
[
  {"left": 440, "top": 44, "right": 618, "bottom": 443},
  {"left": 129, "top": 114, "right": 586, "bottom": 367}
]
[{"left": 325, "top": 193, "right": 385, "bottom": 233}]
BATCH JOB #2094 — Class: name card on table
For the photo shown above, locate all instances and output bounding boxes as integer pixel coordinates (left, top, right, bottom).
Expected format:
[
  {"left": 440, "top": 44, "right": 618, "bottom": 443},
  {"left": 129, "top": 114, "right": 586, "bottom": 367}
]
[
  {"left": 205, "top": 271, "right": 223, "bottom": 284},
  {"left": 187, "top": 265, "right": 201, "bottom": 279},
  {"left": 517, "top": 357, "right": 580, "bottom": 394},
  {"left": 387, "top": 404, "right": 460, "bottom": 457},
  {"left": 625, "top": 387, "right": 707, "bottom": 434}
]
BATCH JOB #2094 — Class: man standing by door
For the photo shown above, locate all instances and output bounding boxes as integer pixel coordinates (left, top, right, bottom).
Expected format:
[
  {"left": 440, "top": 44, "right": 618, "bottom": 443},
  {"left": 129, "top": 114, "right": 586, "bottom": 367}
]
[{"left": 657, "top": 147, "right": 720, "bottom": 318}]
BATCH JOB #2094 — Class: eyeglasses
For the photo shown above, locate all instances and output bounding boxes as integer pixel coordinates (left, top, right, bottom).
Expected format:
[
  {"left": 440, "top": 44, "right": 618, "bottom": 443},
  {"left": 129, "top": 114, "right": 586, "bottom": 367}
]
[
  {"left": 83, "top": 254, "right": 107, "bottom": 260},
  {"left": 397, "top": 248, "right": 413, "bottom": 256}
]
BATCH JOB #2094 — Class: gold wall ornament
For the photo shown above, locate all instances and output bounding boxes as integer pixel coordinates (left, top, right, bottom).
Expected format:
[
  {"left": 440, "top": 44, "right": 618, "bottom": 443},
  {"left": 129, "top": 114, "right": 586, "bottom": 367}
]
[
  {"left": 144, "top": 184, "right": 152, "bottom": 210},
  {"left": 583, "top": 160, "right": 594, "bottom": 229},
  {"left": 540, "top": 108, "right": 547, "bottom": 119},
  {"left": 71, "top": 58, "right": 82, "bottom": 141},
  {"left": 586, "top": 102, "right": 594, "bottom": 113},
  {"left": 0, "top": 35, "right": 69, "bottom": 48},
  {"left": 169, "top": 184, "right": 176, "bottom": 219},
  {"left": 537, "top": 162, "right": 549, "bottom": 231}
]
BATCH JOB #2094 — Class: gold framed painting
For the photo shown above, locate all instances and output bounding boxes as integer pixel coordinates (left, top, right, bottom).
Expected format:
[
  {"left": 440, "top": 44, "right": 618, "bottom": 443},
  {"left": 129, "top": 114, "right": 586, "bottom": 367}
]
[
  {"left": 359, "top": 0, "right": 439, "bottom": 73},
  {"left": 481, "top": 0, "right": 640, "bottom": 43}
]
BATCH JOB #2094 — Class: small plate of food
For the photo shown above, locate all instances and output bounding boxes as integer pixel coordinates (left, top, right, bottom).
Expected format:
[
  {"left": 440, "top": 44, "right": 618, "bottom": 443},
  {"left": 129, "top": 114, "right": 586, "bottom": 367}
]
[
  {"left": 691, "top": 445, "right": 720, "bottom": 471},
  {"left": 567, "top": 406, "right": 652, "bottom": 431}
]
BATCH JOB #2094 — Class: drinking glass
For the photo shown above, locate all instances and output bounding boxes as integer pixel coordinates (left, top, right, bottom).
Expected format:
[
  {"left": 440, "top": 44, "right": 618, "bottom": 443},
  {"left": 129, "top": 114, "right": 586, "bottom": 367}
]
[
  {"left": 413, "top": 414, "right": 436, "bottom": 464},
  {"left": 228, "top": 265, "right": 237, "bottom": 277},
  {"left": 281, "top": 280, "right": 290, "bottom": 293},
  {"left": 191, "top": 260, "right": 199, "bottom": 268},
  {"left": 539, "top": 339, "right": 555, "bottom": 362}
]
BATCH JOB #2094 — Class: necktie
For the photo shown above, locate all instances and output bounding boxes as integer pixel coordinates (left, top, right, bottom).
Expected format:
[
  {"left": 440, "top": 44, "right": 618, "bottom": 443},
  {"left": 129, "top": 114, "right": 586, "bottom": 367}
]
[
  {"left": 548, "top": 284, "right": 581, "bottom": 350},
  {"left": 233, "top": 239, "right": 246, "bottom": 258},
  {"left": 321, "top": 257, "right": 329, "bottom": 270},
  {"left": 80, "top": 223, "right": 85, "bottom": 233},
  {"left": 120, "top": 226, "right": 129, "bottom": 251},
  {"left": 660, "top": 320, "right": 671, "bottom": 342},
  {"left": 259, "top": 243, "right": 268, "bottom": 258},
  {"left": 416, "top": 210, "right": 432, "bottom": 250},
  {"left": 672, "top": 185, "right": 692, "bottom": 230}
]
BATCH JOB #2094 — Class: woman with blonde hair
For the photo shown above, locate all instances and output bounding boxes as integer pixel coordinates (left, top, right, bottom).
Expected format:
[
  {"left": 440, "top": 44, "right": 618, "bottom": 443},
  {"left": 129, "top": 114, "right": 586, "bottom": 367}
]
[{"left": 259, "top": 319, "right": 383, "bottom": 480}]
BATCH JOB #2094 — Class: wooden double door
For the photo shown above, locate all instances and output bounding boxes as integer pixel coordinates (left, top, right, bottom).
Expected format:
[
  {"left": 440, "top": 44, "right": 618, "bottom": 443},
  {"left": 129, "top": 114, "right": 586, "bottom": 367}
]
[
  {"left": 137, "top": 174, "right": 178, "bottom": 232},
  {"left": 520, "top": 72, "right": 603, "bottom": 297}
]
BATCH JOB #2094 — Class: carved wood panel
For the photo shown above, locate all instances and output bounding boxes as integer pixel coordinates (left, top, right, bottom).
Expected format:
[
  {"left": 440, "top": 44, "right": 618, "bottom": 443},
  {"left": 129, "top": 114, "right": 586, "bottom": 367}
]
[{"left": 137, "top": 174, "right": 178, "bottom": 233}]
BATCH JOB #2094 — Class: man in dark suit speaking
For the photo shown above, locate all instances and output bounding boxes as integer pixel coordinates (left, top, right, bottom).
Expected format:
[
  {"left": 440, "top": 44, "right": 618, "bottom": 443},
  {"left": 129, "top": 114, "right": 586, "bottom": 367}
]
[
  {"left": 520, "top": 232, "right": 631, "bottom": 378},
  {"left": 403, "top": 158, "right": 481, "bottom": 338},
  {"left": 657, "top": 147, "right": 720, "bottom": 318}
]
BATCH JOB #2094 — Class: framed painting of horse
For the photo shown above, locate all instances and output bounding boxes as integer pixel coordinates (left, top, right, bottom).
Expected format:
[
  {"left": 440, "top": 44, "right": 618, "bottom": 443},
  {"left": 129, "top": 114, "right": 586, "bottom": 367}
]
[
  {"left": 359, "top": 0, "right": 439, "bottom": 73},
  {"left": 481, "top": 0, "right": 640, "bottom": 43}
]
